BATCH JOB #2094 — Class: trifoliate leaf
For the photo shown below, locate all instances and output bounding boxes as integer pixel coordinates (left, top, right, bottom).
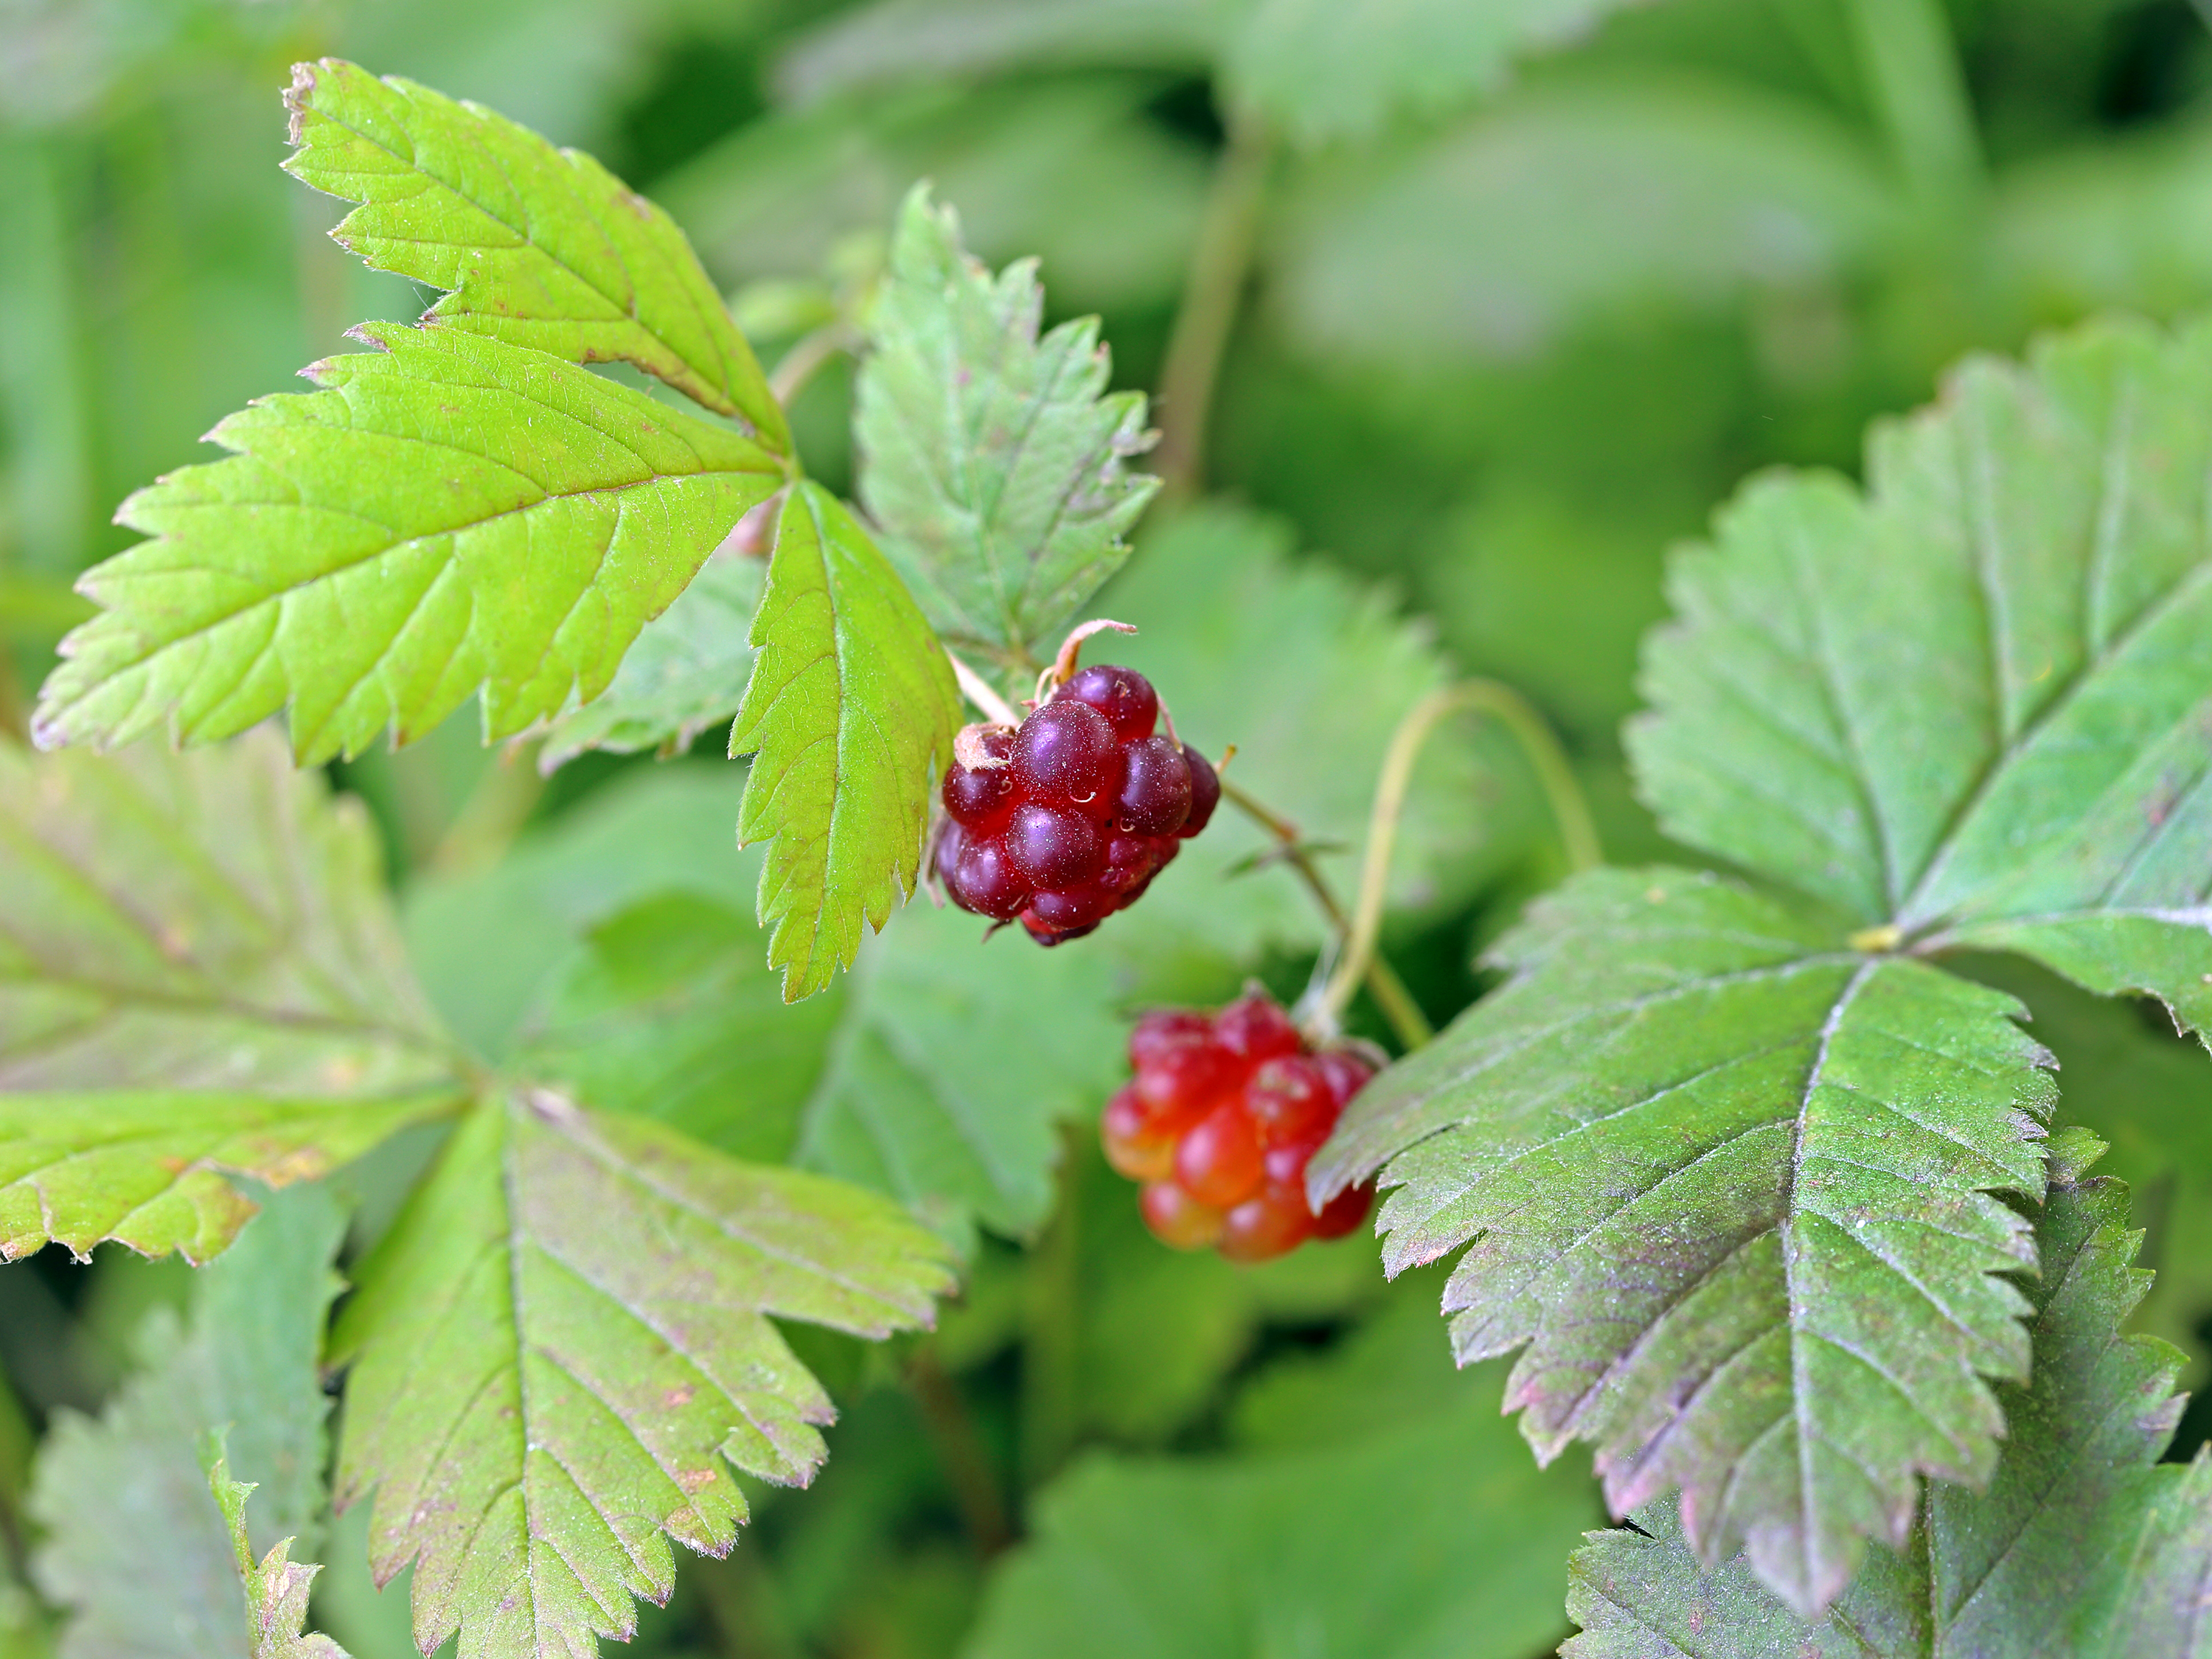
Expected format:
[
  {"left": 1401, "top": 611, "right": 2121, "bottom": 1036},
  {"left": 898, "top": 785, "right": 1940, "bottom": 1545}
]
[
  {"left": 205, "top": 1440, "right": 350, "bottom": 1659},
  {"left": 536, "top": 548, "right": 763, "bottom": 772},
  {"left": 966, "top": 1348, "right": 1597, "bottom": 1659},
  {"left": 1561, "top": 1146, "right": 2212, "bottom": 1658},
  {"left": 29, "top": 1183, "right": 348, "bottom": 1659},
  {"left": 34, "top": 324, "right": 785, "bottom": 762},
  {"left": 1630, "top": 314, "right": 2212, "bottom": 1029},
  {"left": 330, "top": 1090, "right": 956, "bottom": 1659},
  {"left": 1316, "top": 868, "right": 2055, "bottom": 1618},
  {"left": 282, "top": 58, "right": 787, "bottom": 451},
  {"left": 0, "top": 734, "right": 464, "bottom": 1262},
  {"left": 731, "top": 481, "right": 960, "bottom": 1002},
  {"left": 1326, "top": 315, "right": 2212, "bottom": 1618},
  {"left": 855, "top": 186, "right": 1155, "bottom": 675}
]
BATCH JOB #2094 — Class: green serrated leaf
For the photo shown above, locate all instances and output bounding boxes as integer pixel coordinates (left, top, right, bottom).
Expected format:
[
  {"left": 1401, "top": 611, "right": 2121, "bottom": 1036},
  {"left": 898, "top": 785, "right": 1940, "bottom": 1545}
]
[
  {"left": 1317, "top": 868, "right": 2055, "bottom": 1617},
  {"left": 33, "top": 324, "right": 785, "bottom": 762},
  {"left": 1562, "top": 1154, "right": 2212, "bottom": 1658},
  {"left": 856, "top": 186, "right": 1156, "bottom": 672},
  {"left": 1630, "top": 314, "right": 2212, "bottom": 1026},
  {"left": 29, "top": 1183, "right": 348, "bottom": 1659},
  {"left": 731, "top": 481, "right": 960, "bottom": 1002},
  {"left": 330, "top": 1089, "right": 956, "bottom": 1659},
  {"left": 282, "top": 58, "right": 787, "bottom": 451},
  {"left": 0, "top": 734, "right": 464, "bottom": 1262},
  {"left": 204, "top": 1440, "right": 352, "bottom": 1659},
  {"left": 537, "top": 549, "right": 764, "bottom": 772}
]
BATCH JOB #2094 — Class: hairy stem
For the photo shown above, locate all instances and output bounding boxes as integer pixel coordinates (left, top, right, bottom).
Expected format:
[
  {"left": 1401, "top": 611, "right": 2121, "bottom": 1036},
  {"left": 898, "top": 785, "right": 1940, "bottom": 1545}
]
[
  {"left": 948, "top": 649, "right": 1023, "bottom": 726},
  {"left": 1321, "top": 681, "right": 1600, "bottom": 1029},
  {"left": 1152, "top": 112, "right": 1273, "bottom": 501},
  {"left": 1221, "top": 779, "right": 1433, "bottom": 1051}
]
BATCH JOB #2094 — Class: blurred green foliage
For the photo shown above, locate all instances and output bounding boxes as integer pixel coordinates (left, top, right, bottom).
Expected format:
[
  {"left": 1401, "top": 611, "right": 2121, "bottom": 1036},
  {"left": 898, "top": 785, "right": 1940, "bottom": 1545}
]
[{"left": 7, "top": 0, "right": 2212, "bottom": 1655}]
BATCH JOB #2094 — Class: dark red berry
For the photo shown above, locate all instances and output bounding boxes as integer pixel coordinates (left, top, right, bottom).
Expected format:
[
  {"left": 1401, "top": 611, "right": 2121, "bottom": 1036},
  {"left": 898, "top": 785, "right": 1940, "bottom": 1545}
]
[
  {"left": 1141, "top": 1180, "right": 1224, "bottom": 1249},
  {"left": 1019, "top": 914, "right": 1098, "bottom": 946},
  {"left": 1175, "top": 1102, "right": 1265, "bottom": 1209},
  {"left": 943, "top": 737, "right": 1017, "bottom": 828},
  {"left": 1028, "top": 883, "right": 1117, "bottom": 933},
  {"left": 1244, "top": 1054, "right": 1335, "bottom": 1147},
  {"left": 950, "top": 835, "right": 1031, "bottom": 920},
  {"left": 1180, "top": 745, "right": 1220, "bottom": 838},
  {"left": 1013, "top": 700, "right": 1121, "bottom": 810},
  {"left": 934, "top": 821, "right": 968, "bottom": 888},
  {"left": 1060, "top": 664, "right": 1158, "bottom": 741},
  {"left": 1114, "top": 736, "right": 1192, "bottom": 836},
  {"left": 1006, "top": 804, "right": 1103, "bottom": 889},
  {"left": 1213, "top": 993, "right": 1300, "bottom": 1062}
]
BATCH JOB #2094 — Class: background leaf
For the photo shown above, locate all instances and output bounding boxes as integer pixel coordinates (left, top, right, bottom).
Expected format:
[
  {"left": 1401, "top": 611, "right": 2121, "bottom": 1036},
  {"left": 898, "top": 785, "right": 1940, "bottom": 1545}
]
[
  {"left": 0, "top": 734, "right": 462, "bottom": 1262},
  {"left": 1562, "top": 1138, "right": 2212, "bottom": 1658},
  {"left": 331, "top": 1091, "right": 956, "bottom": 1659},
  {"left": 1316, "top": 867, "right": 2056, "bottom": 1616},
  {"left": 732, "top": 481, "right": 961, "bottom": 1002},
  {"left": 284, "top": 57, "right": 787, "bottom": 448},
  {"left": 855, "top": 186, "right": 1156, "bottom": 675},
  {"left": 965, "top": 1276, "right": 1599, "bottom": 1659},
  {"left": 33, "top": 325, "right": 785, "bottom": 762},
  {"left": 28, "top": 1183, "right": 348, "bottom": 1659},
  {"left": 536, "top": 548, "right": 763, "bottom": 773}
]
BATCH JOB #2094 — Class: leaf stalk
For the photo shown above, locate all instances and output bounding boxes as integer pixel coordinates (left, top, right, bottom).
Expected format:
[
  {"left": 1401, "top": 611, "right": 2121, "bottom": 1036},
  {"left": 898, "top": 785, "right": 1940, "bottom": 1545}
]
[{"left": 1319, "top": 681, "right": 1599, "bottom": 1032}]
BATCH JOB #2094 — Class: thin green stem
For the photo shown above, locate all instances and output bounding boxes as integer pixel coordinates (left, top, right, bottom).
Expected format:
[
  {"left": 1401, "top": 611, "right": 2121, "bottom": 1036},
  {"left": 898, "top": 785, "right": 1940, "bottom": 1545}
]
[
  {"left": 1320, "top": 681, "right": 1599, "bottom": 1030},
  {"left": 905, "top": 1346, "right": 1012, "bottom": 1557},
  {"left": 768, "top": 321, "right": 856, "bottom": 408},
  {"left": 1152, "top": 111, "right": 1273, "bottom": 501},
  {"left": 1220, "top": 779, "right": 1433, "bottom": 1051}
]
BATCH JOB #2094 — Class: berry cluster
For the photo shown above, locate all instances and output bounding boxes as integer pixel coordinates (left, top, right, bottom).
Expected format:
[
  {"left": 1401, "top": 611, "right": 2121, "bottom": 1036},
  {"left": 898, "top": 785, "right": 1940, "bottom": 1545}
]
[
  {"left": 1102, "top": 992, "right": 1377, "bottom": 1262},
  {"left": 935, "top": 664, "right": 1220, "bottom": 945}
]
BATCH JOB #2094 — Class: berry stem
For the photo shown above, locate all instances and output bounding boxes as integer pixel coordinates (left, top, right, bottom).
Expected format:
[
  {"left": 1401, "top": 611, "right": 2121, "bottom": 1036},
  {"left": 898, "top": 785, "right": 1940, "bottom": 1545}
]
[
  {"left": 904, "top": 1346, "right": 1012, "bottom": 1557},
  {"left": 1220, "top": 779, "right": 1434, "bottom": 1051},
  {"left": 947, "top": 649, "right": 1023, "bottom": 727},
  {"left": 1320, "top": 681, "right": 1601, "bottom": 1030}
]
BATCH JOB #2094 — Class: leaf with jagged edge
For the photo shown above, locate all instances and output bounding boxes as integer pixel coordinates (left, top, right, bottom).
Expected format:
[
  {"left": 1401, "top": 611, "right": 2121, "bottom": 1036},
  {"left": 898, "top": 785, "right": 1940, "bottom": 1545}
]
[
  {"left": 1319, "top": 314, "right": 2212, "bottom": 1617},
  {"left": 731, "top": 481, "right": 961, "bottom": 1002},
  {"left": 0, "top": 734, "right": 465, "bottom": 1263},
  {"left": 29, "top": 1183, "right": 349, "bottom": 1659},
  {"left": 1629, "top": 313, "right": 2212, "bottom": 1037},
  {"left": 856, "top": 185, "right": 1155, "bottom": 674},
  {"left": 1315, "top": 869, "right": 2055, "bottom": 1618},
  {"left": 330, "top": 1089, "right": 956, "bottom": 1659},
  {"left": 1561, "top": 1133, "right": 2212, "bottom": 1658},
  {"left": 282, "top": 58, "right": 787, "bottom": 451},
  {"left": 537, "top": 548, "right": 765, "bottom": 772},
  {"left": 206, "top": 1438, "right": 350, "bottom": 1659},
  {"left": 32, "top": 324, "right": 786, "bottom": 762}
]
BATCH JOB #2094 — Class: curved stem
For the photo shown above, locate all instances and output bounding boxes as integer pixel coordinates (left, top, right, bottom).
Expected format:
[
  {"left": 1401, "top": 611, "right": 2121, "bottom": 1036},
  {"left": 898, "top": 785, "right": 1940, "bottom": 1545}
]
[
  {"left": 1221, "top": 779, "right": 1433, "bottom": 1051},
  {"left": 947, "top": 650, "right": 1021, "bottom": 727},
  {"left": 768, "top": 321, "right": 855, "bottom": 408},
  {"left": 1152, "top": 111, "right": 1273, "bottom": 502},
  {"left": 1321, "top": 681, "right": 1600, "bottom": 1029}
]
